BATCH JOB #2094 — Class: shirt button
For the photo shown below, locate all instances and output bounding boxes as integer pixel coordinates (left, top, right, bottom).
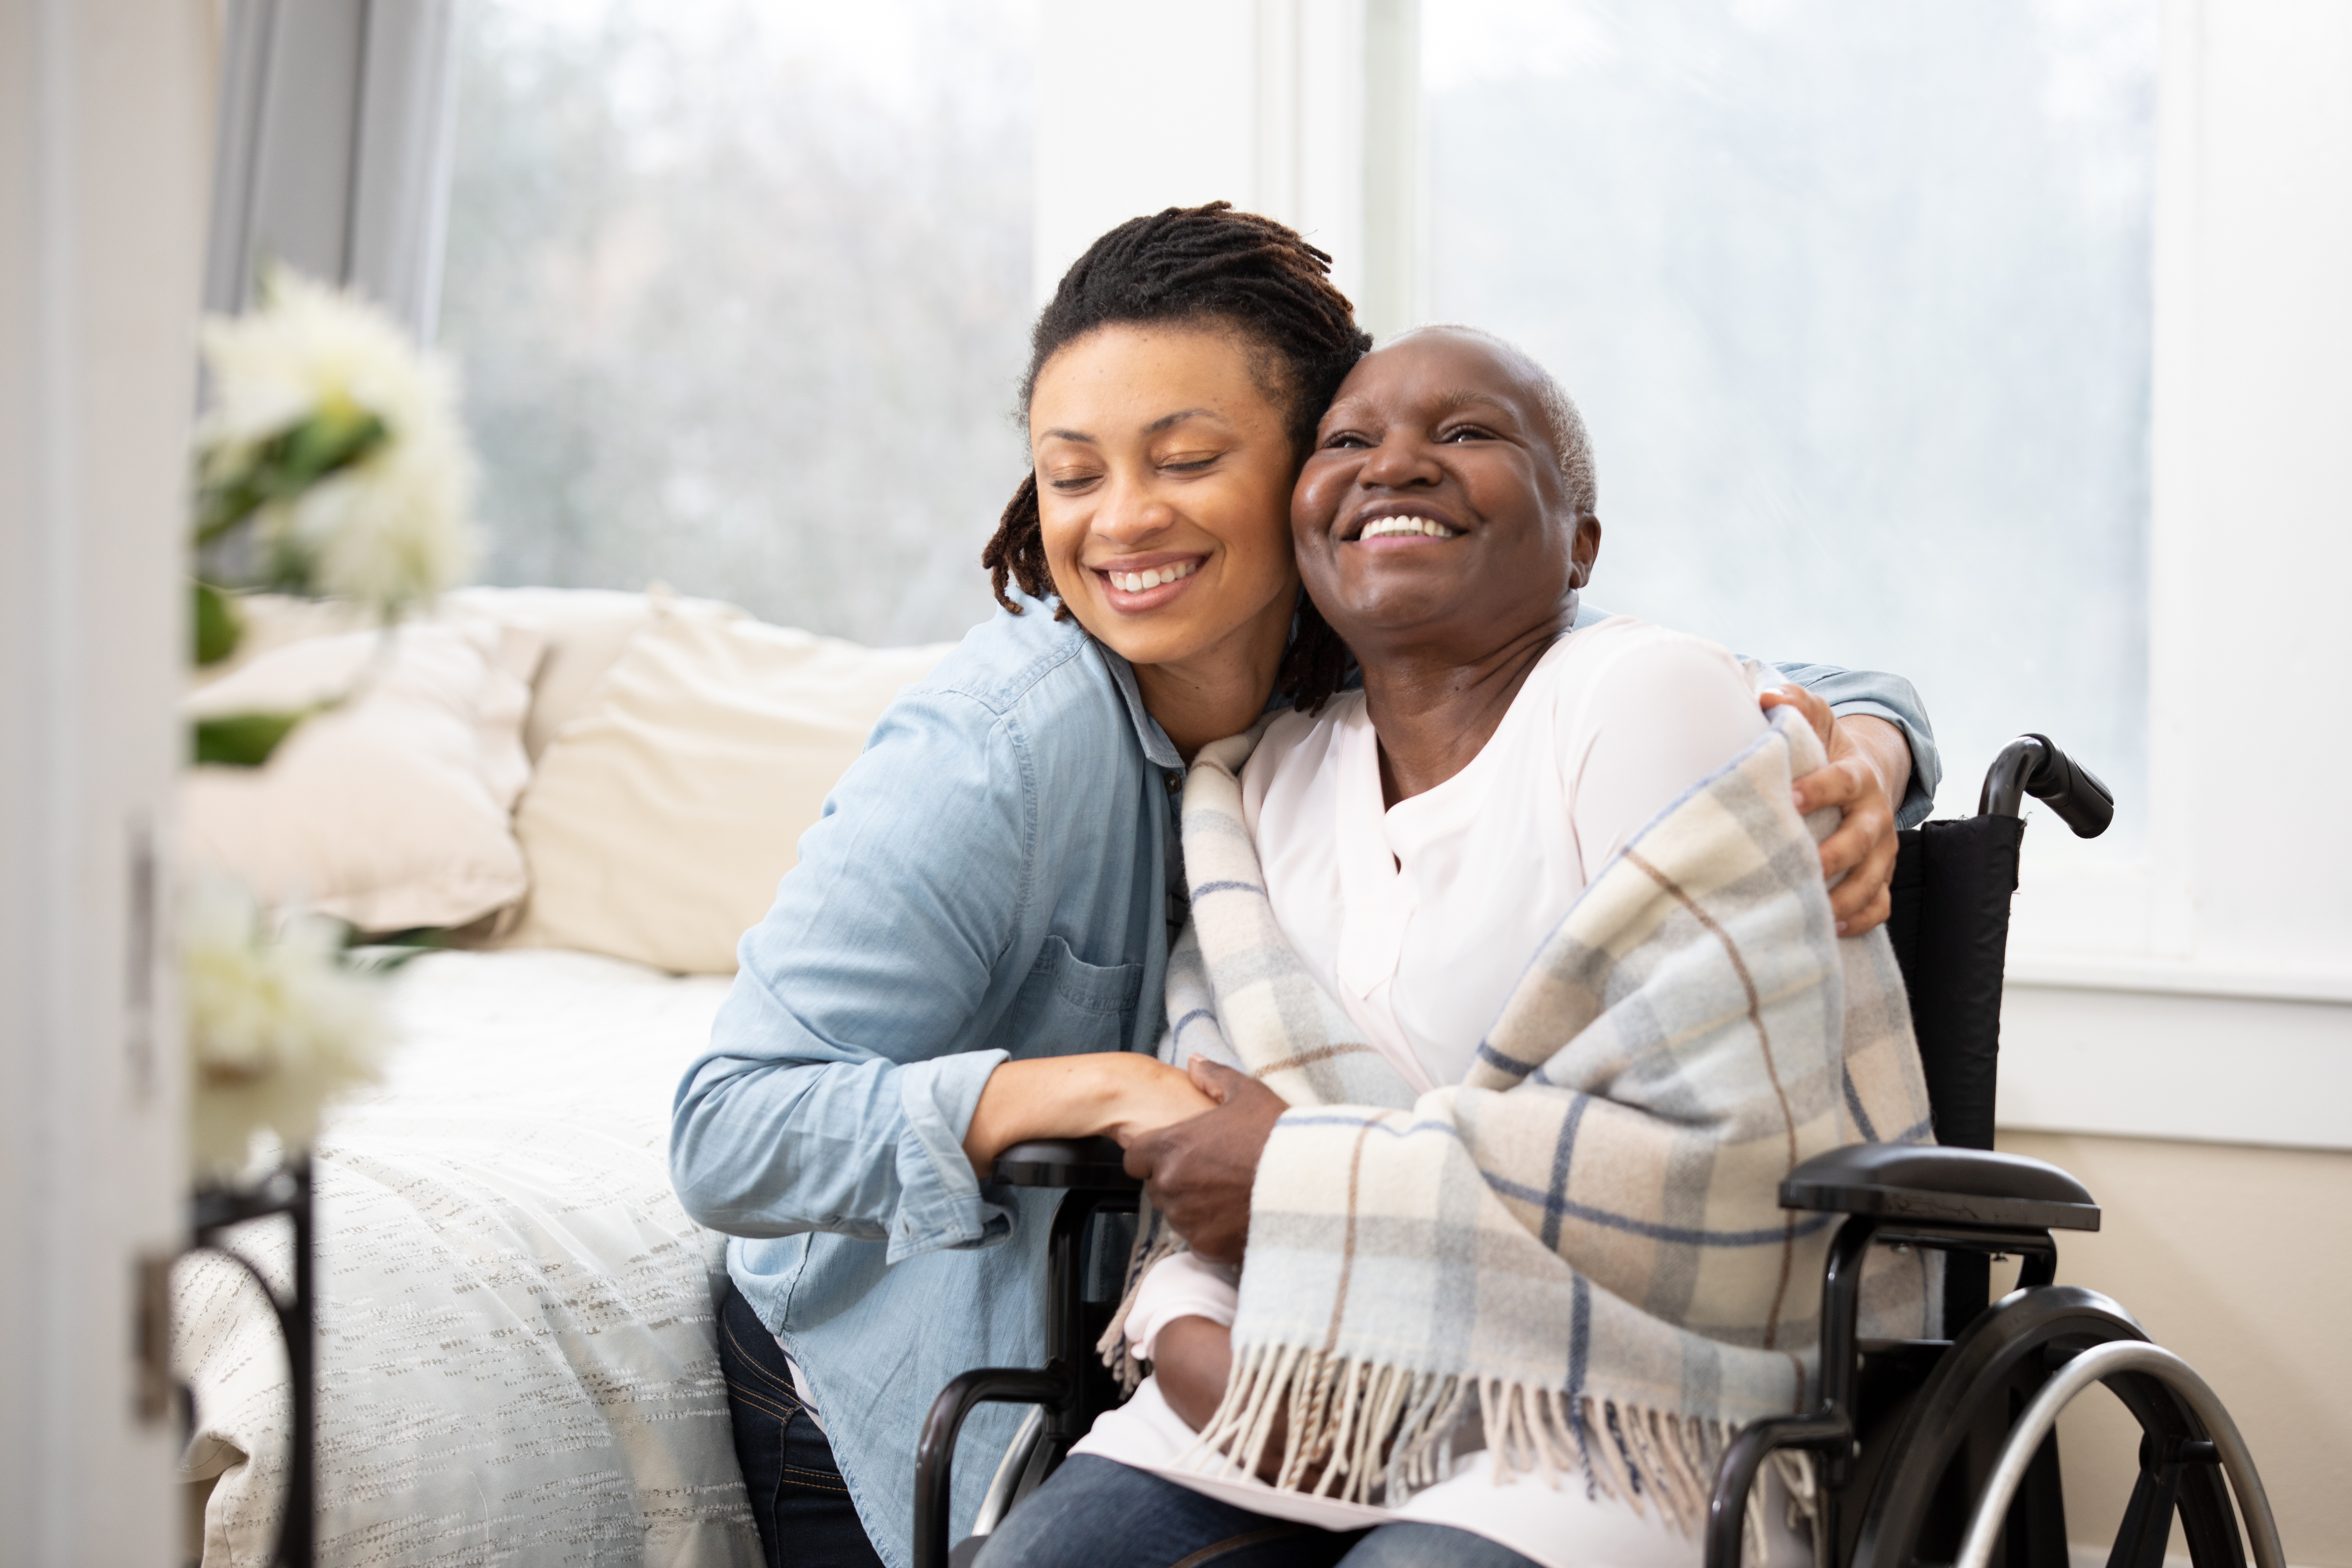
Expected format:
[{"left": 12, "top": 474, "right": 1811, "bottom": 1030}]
[{"left": 1164, "top": 772, "right": 1181, "bottom": 794}]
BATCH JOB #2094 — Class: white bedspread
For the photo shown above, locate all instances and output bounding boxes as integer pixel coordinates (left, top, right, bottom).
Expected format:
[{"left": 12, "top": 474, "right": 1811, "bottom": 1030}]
[{"left": 174, "top": 948, "right": 763, "bottom": 1567}]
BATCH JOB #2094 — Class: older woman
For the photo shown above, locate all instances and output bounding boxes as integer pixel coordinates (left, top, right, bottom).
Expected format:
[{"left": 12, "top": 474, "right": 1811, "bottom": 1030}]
[{"left": 978, "top": 327, "right": 1934, "bottom": 1568}]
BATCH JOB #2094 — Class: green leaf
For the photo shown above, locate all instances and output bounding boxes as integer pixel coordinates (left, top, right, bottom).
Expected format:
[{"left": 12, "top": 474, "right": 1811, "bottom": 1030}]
[
  {"left": 279, "top": 404, "right": 387, "bottom": 487},
  {"left": 190, "top": 709, "right": 312, "bottom": 768},
  {"left": 193, "top": 406, "right": 390, "bottom": 551},
  {"left": 346, "top": 928, "right": 451, "bottom": 973},
  {"left": 192, "top": 581, "right": 242, "bottom": 666}
]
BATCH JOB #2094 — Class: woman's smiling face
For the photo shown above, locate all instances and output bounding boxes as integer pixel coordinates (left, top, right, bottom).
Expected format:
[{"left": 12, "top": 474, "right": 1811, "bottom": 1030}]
[
  {"left": 1292, "top": 327, "right": 1600, "bottom": 662},
  {"left": 1029, "top": 324, "right": 1303, "bottom": 678}
]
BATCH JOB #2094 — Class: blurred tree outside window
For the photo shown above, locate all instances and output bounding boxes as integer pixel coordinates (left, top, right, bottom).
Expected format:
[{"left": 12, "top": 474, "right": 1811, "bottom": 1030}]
[
  {"left": 439, "top": 0, "right": 1037, "bottom": 646},
  {"left": 1425, "top": 0, "right": 2156, "bottom": 844}
]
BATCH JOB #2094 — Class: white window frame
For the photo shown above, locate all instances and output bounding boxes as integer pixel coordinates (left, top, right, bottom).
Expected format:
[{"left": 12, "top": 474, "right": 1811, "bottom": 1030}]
[
  {"left": 1034, "top": 0, "right": 1424, "bottom": 337},
  {"left": 1994, "top": 0, "right": 2352, "bottom": 1150},
  {"left": 205, "top": 0, "right": 459, "bottom": 340}
]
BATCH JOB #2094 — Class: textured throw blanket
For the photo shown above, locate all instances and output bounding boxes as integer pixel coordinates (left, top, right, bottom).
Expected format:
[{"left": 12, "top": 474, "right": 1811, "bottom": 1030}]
[
  {"left": 173, "top": 951, "right": 761, "bottom": 1568},
  {"left": 1113, "top": 707, "right": 1934, "bottom": 1533}
]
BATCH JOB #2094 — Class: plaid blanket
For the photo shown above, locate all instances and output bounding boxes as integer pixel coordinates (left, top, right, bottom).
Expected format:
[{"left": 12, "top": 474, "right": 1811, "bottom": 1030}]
[{"left": 1113, "top": 705, "right": 1933, "bottom": 1532}]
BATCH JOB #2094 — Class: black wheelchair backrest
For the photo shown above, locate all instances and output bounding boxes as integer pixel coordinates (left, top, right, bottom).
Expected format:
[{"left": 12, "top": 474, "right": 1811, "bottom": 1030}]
[{"left": 1880, "top": 733, "right": 2111, "bottom": 1334}]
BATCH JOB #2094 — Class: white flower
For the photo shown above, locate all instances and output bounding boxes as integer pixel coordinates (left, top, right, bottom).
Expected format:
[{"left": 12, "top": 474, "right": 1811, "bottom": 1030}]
[
  {"left": 198, "top": 267, "right": 480, "bottom": 611},
  {"left": 200, "top": 267, "right": 434, "bottom": 453},
  {"left": 278, "top": 407, "right": 477, "bottom": 609},
  {"left": 183, "top": 876, "right": 389, "bottom": 1178}
]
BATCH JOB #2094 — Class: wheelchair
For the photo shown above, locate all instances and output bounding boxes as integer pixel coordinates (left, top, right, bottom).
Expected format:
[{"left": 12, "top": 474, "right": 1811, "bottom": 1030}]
[{"left": 915, "top": 734, "right": 2287, "bottom": 1568}]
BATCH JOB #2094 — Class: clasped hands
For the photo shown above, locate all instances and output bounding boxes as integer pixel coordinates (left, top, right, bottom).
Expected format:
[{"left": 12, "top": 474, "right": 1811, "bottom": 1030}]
[
  {"left": 955, "top": 1050, "right": 1281, "bottom": 1437},
  {"left": 1124, "top": 1056, "right": 1288, "bottom": 1266},
  {"left": 1122, "top": 1056, "right": 1288, "bottom": 1435}
]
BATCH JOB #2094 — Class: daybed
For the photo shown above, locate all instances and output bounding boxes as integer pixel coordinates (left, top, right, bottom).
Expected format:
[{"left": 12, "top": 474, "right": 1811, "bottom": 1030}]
[{"left": 173, "top": 586, "right": 952, "bottom": 1567}]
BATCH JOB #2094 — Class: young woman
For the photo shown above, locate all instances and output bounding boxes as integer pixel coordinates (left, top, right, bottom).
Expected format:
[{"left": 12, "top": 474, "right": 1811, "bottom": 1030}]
[{"left": 669, "top": 205, "right": 1935, "bottom": 1568}]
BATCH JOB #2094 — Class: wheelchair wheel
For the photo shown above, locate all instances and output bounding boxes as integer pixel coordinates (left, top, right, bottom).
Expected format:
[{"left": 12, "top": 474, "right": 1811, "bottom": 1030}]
[{"left": 1848, "top": 1284, "right": 2252, "bottom": 1568}]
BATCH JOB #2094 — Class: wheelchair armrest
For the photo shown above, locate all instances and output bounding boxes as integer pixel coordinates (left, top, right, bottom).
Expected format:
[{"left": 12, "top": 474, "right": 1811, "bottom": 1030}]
[
  {"left": 993, "top": 1137, "right": 1142, "bottom": 1190},
  {"left": 1780, "top": 1144, "right": 2100, "bottom": 1232}
]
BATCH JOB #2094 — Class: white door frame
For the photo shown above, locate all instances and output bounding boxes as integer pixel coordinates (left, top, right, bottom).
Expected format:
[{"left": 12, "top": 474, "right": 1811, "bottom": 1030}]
[{"left": 0, "top": 0, "right": 209, "bottom": 1560}]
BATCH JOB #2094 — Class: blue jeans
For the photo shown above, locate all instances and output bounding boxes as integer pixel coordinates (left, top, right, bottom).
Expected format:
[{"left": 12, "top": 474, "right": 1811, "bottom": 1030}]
[
  {"left": 973, "top": 1455, "right": 1541, "bottom": 1568},
  {"left": 718, "top": 1278, "right": 885, "bottom": 1568}
]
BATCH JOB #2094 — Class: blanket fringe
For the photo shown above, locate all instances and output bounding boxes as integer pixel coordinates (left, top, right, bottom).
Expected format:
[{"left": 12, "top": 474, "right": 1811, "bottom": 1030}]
[
  {"left": 1180, "top": 1345, "right": 1822, "bottom": 1548},
  {"left": 1764, "top": 1448, "right": 1819, "bottom": 1564},
  {"left": 1095, "top": 1204, "right": 1183, "bottom": 1394}
]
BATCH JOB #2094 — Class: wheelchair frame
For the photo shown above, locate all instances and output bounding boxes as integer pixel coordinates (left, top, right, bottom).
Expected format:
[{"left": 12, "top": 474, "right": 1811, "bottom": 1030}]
[
  {"left": 915, "top": 734, "right": 2287, "bottom": 1568},
  {"left": 914, "top": 1150, "right": 1138, "bottom": 1563}
]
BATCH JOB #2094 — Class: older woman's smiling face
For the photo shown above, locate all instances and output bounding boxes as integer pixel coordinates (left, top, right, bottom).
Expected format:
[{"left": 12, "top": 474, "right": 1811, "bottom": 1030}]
[{"left": 1292, "top": 328, "right": 1600, "bottom": 664}]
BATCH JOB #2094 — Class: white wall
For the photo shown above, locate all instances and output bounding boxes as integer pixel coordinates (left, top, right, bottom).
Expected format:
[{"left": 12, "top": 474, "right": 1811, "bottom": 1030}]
[
  {"left": 1033, "top": 0, "right": 1421, "bottom": 336},
  {"left": 2001, "top": 1130, "right": 2352, "bottom": 1566},
  {"left": 0, "top": 0, "right": 208, "bottom": 1560},
  {"left": 1996, "top": 0, "right": 2352, "bottom": 1152}
]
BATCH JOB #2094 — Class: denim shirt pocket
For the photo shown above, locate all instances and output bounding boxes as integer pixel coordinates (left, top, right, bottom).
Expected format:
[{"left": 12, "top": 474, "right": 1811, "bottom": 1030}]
[{"left": 1006, "top": 933, "right": 1145, "bottom": 1058}]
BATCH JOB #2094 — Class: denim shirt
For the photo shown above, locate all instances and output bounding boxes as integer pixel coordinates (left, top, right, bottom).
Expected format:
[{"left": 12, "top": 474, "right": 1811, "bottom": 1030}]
[{"left": 669, "top": 593, "right": 1939, "bottom": 1566}]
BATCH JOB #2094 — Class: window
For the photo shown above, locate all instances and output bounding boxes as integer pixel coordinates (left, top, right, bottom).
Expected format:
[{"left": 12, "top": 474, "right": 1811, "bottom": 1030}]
[
  {"left": 439, "top": 0, "right": 1038, "bottom": 645},
  {"left": 1423, "top": 0, "right": 2157, "bottom": 844}
]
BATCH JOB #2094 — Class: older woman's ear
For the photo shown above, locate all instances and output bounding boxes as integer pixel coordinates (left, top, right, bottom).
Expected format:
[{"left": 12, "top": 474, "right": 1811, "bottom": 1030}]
[{"left": 1570, "top": 514, "right": 1602, "bottom": 589}]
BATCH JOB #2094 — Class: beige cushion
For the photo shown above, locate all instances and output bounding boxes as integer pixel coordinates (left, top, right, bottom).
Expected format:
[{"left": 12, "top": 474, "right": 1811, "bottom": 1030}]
[
  {"left": 206, "top": 587, "right": 744, "bottom": 763},
  {"left": 189, "top": 595, "right": 378, "bottom": 689},
  {"left": 441, "top": 586, "right": 744, "bottom": 761},
  {"left": 505, "top": 598, "right": 953, "bottom": 974},
  {"left": 181, "top": 618, "right": 543, "bottom": 933}
]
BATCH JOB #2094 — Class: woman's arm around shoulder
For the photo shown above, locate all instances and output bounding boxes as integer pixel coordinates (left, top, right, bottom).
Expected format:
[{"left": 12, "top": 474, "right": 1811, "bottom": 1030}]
[
  {"left": 1759, "top": 659, "right": 1937, "bottom": 829},
  {"left": 1579, "top": 597, "right": 1941, "bottom": 828}
]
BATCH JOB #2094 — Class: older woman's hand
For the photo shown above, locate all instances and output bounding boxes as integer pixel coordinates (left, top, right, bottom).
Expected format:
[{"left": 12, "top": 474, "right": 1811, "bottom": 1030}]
[
  {"left": 1156, "top": 1316, "right": 1294, "bottom": 1478},
  {"left": 1152, "top": 1315, "right": 1236, "bottom": 1434},
  {"left": 1761, "top": 685, "right": 1911, "bottom": 937},
  {"left": 1122, "top": 1058, "right": 1288, "bottom": 1266}
]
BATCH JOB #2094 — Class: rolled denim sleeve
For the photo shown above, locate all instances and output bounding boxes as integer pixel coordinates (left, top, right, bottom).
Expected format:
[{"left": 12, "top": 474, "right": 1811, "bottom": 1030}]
[
  {"left": 1770, "top": 662, "right": 1942, "bottom": 828},
  {"left": 670, "top": 685, "right": 1031, "bottom": 1264}
]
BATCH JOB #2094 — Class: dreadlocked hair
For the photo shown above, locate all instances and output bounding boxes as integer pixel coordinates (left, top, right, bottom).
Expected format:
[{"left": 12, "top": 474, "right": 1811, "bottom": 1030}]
[{"left": 981, "top": 202, "right": 1371, "bottom": 712}]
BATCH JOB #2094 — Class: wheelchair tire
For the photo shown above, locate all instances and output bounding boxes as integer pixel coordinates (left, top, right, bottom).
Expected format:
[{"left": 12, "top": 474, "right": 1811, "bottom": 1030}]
[
  {"left": 1850, "top": 1286, "right": 2132, "bottom": 1568},
  {"left": 1847, "top": 1285, "right": 2248, "bottom": 1568}
]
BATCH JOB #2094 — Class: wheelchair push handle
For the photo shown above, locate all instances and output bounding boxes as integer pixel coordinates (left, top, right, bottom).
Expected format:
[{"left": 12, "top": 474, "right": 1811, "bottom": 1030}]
[{"left": 1979, "top": 733, "right": 2113, "bottom": 838}]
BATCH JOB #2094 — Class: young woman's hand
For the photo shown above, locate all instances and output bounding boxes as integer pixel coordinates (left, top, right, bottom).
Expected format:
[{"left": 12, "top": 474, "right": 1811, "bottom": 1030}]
[
  {"left": 1123, "top": 1058, "right": 1288, "bottom": 1265},
  {"left": 1101, "top": 1057, "right": 1220, "bottom": 1146},
  {"left": 960, "top": 1053, "right": 1213, "bottom": 1178},
  {"left": 1760, "top": 684, "right": 1911, "bottom": 937}
]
